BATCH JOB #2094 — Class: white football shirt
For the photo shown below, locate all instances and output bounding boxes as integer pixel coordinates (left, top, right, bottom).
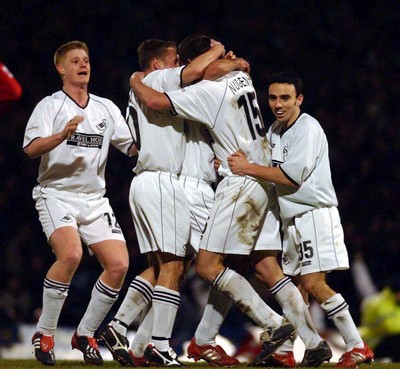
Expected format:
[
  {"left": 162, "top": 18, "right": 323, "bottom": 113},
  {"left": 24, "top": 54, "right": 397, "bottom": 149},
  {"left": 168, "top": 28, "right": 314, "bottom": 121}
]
[
  {"left": 23, "top": 90, "right": 134, "bottom": 194},
  {"left": 126, "top": 66, "right": 186, "bottom": 175},
  {"left": 166, "top": 71, "right": 270, "bottom": 177},
  {"left": 268, "top": 112, "right": 338, "bottom": 224},
  {"left": 181, "top": 122, "right": 216, "bottom": 183}
]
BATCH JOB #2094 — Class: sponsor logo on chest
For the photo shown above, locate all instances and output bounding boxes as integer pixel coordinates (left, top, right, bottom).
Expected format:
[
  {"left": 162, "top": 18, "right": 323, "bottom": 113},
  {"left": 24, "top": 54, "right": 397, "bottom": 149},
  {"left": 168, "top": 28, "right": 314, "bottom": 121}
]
[{"left": 67, "top": 132, "right": 104, "bottom": 148}]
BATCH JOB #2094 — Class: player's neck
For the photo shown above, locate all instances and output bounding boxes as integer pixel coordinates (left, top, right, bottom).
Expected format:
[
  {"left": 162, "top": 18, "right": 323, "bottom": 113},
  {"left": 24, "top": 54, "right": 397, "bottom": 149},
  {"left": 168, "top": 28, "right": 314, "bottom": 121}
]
[
  {"left": 285, "top": 109, "right": 301, "bottom": 129},
  {"left": 63, "top": 84, "right": 89, "bottom": 106}
]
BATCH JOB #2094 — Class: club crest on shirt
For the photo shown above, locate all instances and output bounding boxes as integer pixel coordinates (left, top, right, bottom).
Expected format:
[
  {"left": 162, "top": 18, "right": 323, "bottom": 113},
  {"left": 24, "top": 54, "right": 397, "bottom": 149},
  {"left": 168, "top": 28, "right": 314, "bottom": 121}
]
[
  {"left": 283, "top": 145, "right": 288, "bottom": 161},
  {"left": 282, "top": 254, "right": 290, "bottom": 265},
  {"left": 96, "top": 118, "right": 107, "bottom": 133}
]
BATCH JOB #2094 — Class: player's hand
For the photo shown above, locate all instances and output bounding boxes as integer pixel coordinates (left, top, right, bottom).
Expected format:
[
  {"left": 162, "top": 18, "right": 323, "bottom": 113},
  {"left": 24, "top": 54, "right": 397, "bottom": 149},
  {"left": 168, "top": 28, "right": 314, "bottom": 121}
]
[
  {"left": 130, "top": 71, "right": 145, "bottom": 89},
  {"left": 210, "top": 39, "right": 225, "bottom": 58},
  {"left": 224, "top": 51, "right": 236, "bottom": 60},
  {"left": 63, "top": 115, "right": 84, "bottom": 139},
  {"left": 227, "top": 151, "right": 250, "bottom": 176},
  {"left": 213, "top": 157, "right": 221, "bottom": 171},
  {"left": 235, "top": 58, "right": 250, "bottom": 74}
]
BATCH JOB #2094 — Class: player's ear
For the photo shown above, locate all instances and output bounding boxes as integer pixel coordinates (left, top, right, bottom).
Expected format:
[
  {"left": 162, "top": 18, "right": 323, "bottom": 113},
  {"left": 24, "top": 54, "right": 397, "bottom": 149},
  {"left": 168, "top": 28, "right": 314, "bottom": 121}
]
[
  {"left": 56, "top": 64, "right": 65, "bottom": 75},
  {"left": 296, "top": 94, "right": 304, "bottom": 106},
  {"left": 152, "top": 58, "right": 160, "bottom": 70}
]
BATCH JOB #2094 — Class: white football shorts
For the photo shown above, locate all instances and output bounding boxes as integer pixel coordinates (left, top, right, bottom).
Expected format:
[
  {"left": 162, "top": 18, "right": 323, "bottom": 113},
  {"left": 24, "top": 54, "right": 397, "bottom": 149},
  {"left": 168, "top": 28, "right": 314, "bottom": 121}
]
[
  {"left": 33, "top": 185, "right": 126, "bottom": 248},
  {"left": 130, "top": 171, "right": 190, "bottom": 257},
  {"left": 281, "top": 206, "right": 349, "bottom": 276},
  {"left": 253, "top": 202, "right": 282, "bottom": 252},
  {"left": 200, "top": 175, "right": 276, "bottom": 255},
  {"left": 179, "top": 175, "right": 215, "bottom": 253}
]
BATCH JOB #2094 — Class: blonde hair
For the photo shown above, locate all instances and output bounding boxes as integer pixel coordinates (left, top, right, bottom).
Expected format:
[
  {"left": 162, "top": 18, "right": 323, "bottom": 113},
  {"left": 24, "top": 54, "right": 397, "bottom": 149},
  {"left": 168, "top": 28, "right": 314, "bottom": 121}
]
[{"left": 54, "top": 40, "right": 89, "bottom": 66}]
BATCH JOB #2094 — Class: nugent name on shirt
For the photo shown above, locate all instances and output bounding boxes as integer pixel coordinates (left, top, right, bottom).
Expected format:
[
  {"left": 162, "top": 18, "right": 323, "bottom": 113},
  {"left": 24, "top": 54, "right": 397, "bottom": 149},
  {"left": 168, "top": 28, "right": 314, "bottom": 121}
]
[{"left": 228, "top": 74, "right": 253, "bottom": 95}]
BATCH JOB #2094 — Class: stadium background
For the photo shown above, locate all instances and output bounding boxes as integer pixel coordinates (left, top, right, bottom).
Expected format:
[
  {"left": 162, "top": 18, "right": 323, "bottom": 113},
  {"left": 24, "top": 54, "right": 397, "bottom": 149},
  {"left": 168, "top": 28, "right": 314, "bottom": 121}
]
[{"left": 1, "top": 0, "right": 399, "bottom": 358}]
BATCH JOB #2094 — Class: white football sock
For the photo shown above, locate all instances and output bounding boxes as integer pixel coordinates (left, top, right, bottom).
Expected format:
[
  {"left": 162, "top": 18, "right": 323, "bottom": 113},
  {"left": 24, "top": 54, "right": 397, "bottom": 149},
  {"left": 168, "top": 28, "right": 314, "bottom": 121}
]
[
  {"left": 212, "top": 268, "right": 283, "bottom": 330},
  {"left": 111, "top": 275, "right": 153, "bottom": 336},
  {"left": 131, "top": 305, "right": 154, "bottom": 357},
  {"left": 151, "top": 285, "right": 180, "bottom": 352},
  {"left": 274, "top": 335, "right": 297, "bottom": 355},
  {"left": 271, "top": 277, "right": 322, "bottom": 349},
  {"left": 321, "top": 293, "right": 363, "bottom": 351},
  {"left": 195, "top": 287, "right": 233, "bottom": 346},
  {"left": 77, "top": 278, "right": 119, "bottom": 337},
  {"left": 36, "top": 278, "right": 69, "bottom": 335}
]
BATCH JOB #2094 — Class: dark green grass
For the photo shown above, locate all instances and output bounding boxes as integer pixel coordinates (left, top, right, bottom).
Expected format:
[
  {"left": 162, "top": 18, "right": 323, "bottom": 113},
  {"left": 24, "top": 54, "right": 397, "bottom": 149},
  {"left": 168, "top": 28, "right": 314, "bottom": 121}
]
[{"left": 1, "top": 361, "right": 400, "bottom": 369}]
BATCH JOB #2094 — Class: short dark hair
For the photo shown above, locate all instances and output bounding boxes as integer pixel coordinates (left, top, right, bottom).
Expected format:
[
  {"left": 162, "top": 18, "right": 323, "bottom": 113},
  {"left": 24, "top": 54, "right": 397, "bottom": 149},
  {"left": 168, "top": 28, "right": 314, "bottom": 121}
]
[
  {"left": 137, "top": 39, "right": 176, "bottom": 71},
  {"left": 178, "top": 34, "right": 211, "bottom": 66},
  {"left": 268, "top": 71, "right": 304, "bottom": 96}
]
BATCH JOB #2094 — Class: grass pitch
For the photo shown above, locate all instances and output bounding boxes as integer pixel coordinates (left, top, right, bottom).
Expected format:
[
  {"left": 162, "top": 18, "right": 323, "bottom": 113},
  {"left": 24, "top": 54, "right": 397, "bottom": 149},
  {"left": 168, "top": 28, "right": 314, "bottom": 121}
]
[{"left": 1, "top": 361, "right": 400, "bottom": 369}]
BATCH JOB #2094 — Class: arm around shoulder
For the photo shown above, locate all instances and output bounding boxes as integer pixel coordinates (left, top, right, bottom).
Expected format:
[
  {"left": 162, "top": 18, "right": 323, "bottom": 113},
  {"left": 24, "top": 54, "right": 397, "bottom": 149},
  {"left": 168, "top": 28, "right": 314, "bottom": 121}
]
[
  {"left": 204, "top": 58, "right": 250, "bottom": 80},
  {"left": 181, "top": 42, "right": 225, "bottom": 85},
  {"left": 130, "top": 72, "right": 172, "bottom": 112}
]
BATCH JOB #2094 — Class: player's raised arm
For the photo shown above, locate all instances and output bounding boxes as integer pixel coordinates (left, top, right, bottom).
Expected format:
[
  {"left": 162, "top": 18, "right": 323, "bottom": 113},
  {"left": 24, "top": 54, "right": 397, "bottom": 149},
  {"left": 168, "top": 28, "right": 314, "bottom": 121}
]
[
  {"left": 204, "top": 57, "right": 250, "bottom": 80},
  {"left": 24, "top": 115, "right": 84, "bottom": 159},
  {"left": 129, "top": 72, "right": 171, "bottom": 112},
  {"left": 228, "top": 150, "right": 297, "bottom": 187},
  {"left": 180, "top": 40, "right": 225, "bottom": 85}
]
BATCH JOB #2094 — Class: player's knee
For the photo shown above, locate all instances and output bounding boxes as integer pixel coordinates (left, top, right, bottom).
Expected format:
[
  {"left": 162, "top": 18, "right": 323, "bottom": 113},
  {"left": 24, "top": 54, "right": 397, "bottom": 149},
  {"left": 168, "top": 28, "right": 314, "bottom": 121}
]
[
  {"left": 160, "top": 261, "right": 185, "bottom": 281},
  {"left": 194, "top": 263, "right": 202, "bottom": 279},
  {"left": 176, "top": 263, "right": 185, "bottom": 281},
  {"left": 195, "top": 262, "right": 215, "bottom": 284},
  {"left": 106, "top": 258, "right": 129, "bottom": 279},
  {"left": 301, "top": 278, "right": 327, "bottom": 298},
  {"left": 60, "top": 249, "right": 82, "bottom": 268}
]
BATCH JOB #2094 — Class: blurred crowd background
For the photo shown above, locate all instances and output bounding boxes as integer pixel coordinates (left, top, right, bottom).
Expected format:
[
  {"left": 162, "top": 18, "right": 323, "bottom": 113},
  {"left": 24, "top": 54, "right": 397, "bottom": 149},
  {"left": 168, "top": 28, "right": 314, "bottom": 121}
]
[{"left": 1, "top": 0, "right": 399, "bottom": 353}]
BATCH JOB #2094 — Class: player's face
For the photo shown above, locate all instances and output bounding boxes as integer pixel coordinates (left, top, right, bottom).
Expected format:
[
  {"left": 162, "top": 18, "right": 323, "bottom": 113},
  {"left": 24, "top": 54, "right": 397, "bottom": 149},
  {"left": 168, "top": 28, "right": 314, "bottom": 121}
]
[
  {"left": 268, "top": 83, "right": 303, "bottom": 126},
  {"left": 60, "top": 49, "right": 91, "bottom": 87},
  {"left": 159, "top": 47, "right": 179, "bottom": 69}
]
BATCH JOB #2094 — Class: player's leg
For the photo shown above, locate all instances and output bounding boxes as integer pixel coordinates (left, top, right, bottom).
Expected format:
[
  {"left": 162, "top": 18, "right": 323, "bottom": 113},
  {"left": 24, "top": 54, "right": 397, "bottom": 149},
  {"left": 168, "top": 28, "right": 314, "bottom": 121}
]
[
  {"left": 254, "top": 206, "right": 332, "bottom": 367},
  {"left": 197, "top": 178, "right": 295, "bottom": 364},
  {"left": 301, "top": 272, "right": 373, "bottom": 367},
  {"left": 32, "top": 187, "right": 83, "bottom": 366},
  {"left": 73, "top": 196, "right": 130, "bottom": 365},
  {"left": 297, "top": 207, "right": 374, "bottom": 368},
  {"left": 252, "top": 250, "right": 332, "bottom": 367},
  {"left": 183, "top": 178, "right": 239, "bottom": 365},
  {"left": 196, "top": 249, "right": 295, "bottom": 365},
  {"left": 188, "top": 255, "right": 248, "bottom": 366},
  {"left": 39, "top": 227, "right": 83, "bottom": 329},
  {"left": 33, "top": 226, "right": 82, "bottom": 366},
  {"left": 143, "top": 251, "right": 185, "bottom": 366},
  {"left": 129, "top": 305, "right": 154, "bottom": 365},
  {"left": 70, "top": 238, "right": 128, "bottom": 365},
  {"left": 108, "top": 265, "right": 156, "bottom": 335},
  {"left": 98, "top": 262, "right": 157, "bottom": 367},
  {"left": 106, "top": 172, "right": 160, "bottom": 336}
]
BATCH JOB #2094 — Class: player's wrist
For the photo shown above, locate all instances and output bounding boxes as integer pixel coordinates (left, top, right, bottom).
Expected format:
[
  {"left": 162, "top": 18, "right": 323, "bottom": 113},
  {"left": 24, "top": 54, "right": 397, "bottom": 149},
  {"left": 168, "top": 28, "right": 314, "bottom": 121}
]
[
  {"left": 245, "top": 162, "right": 258, "bottom": 176},
  {"left": 57, "top": 131, "right": 68, "bottom": 142}
]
